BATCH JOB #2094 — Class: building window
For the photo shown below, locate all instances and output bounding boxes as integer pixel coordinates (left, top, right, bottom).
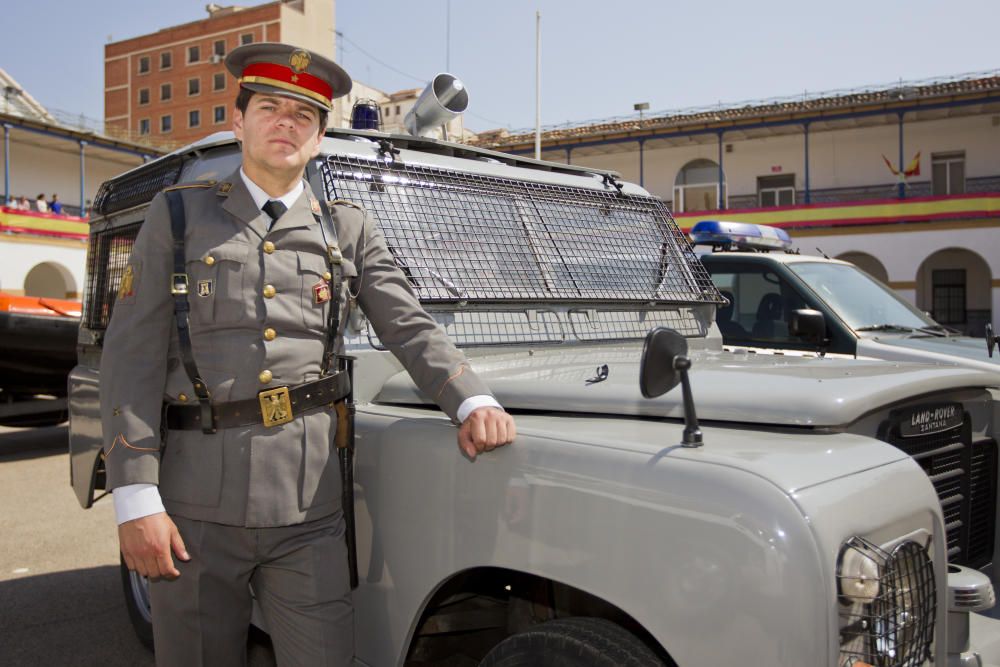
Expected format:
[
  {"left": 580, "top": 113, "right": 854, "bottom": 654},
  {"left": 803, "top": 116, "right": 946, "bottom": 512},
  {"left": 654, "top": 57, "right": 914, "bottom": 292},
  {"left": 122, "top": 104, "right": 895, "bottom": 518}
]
[
  {"left": 673, "top": 159, "right": 726, "bottom": 213},
  {"left": 213, "top": 72, "right": 226, "bottom": 91},
  {"left": 188, "top": 45, "right": 200, "bottom": 64},
  {"left": 189, "top": 110, "right": 201, "bottom": 128},
  {"left": 240, "top": 33, "right": 254, "bottom": 45},
  {"left": 138, "top": 56, "right": 150, "bottom": 74},
  {"left": 757, "top": 174, "right": 795, "bottom": 207},
  {"left": 161, "top": 115, "right": 172, "bottom": 133},
  {"left": 214, "top": 40, "right": 226, "bottom": 57},
  {"left": 160, "top": 51, "right": 172, "bottom": 70},
  {"left": 188, "top": 78, "right": 201, "bottom": 96},
  {"left": 214, "top": 105, "right": 226, "bottom": 124},
  {"left": 932, "top": 151, "right": 965, "bottom": 196},
  {"left": 383, "top": 106, "right": 389, "bottom": 117},
  {"left": 395, "top": 104, "right": 401, "bottom": 115},
  {"left": 932, "top": 269, "right": 966, "bottom": 324},
  {"left": 160, "top": 83, "right": 172, "bottom": 101},
  {"left": 138, "top": 88, "right": 150, "bottom": 106},
  {"left": 139, "top": 118, "right": 150, "bottom": 135}
]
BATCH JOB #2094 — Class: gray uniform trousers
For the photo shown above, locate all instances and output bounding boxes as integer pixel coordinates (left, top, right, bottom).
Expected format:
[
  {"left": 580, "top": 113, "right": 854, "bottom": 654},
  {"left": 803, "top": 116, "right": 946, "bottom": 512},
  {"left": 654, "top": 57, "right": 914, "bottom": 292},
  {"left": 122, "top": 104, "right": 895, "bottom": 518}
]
[
  {"left": 150, "top": 513, "right": 352, "bottom": 667},
  {"left": 100, "top": 170, "right": 493, "bottom": 666}
]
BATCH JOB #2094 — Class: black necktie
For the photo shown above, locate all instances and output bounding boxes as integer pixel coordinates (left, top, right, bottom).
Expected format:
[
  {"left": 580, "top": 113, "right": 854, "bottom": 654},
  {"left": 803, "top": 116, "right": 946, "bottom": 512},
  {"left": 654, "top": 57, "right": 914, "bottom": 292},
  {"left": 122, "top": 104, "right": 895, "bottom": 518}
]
[{"left": 262, "top": 200, "right": 287, "bottom": 225}]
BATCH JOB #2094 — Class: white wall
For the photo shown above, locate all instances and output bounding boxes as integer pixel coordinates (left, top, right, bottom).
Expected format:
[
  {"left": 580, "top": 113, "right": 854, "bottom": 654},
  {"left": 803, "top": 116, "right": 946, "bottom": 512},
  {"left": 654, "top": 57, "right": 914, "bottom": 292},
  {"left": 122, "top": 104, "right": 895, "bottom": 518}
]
[
  {"left": 280, "top": 0, "right": 335, "bottom": 60},
  {"left": 535, "top": 112, "right": 1000, "bottom": 201},
  {"left": 0, "top": 237, "right": 87, "bottom": 297}
]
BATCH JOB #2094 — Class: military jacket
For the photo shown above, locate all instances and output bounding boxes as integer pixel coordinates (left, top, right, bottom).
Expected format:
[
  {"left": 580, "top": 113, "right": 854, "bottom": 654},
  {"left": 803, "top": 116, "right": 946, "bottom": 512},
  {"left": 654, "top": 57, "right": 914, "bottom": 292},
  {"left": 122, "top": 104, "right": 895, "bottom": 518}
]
[{"left": 100, "top": 169, "right": 492, "bottom": 527}]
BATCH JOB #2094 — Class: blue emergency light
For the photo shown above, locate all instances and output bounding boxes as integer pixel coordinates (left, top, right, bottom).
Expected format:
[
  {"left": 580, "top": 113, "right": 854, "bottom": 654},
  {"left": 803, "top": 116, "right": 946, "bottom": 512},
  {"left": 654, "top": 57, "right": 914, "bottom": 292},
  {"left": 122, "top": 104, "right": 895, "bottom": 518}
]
[
  {"left": 351, "top": 100, "right": 382, "bottom": 130},
  {"left": 689, "top": 220, "right": 792, "bottom": 251}
]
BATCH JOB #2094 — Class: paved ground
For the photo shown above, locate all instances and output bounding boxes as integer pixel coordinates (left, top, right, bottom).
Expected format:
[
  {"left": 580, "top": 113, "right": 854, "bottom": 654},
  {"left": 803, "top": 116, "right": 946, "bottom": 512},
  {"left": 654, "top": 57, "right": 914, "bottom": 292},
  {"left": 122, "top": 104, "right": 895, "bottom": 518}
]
[{"left": 0, "top": 425, "right": 276, "bottom": 666}]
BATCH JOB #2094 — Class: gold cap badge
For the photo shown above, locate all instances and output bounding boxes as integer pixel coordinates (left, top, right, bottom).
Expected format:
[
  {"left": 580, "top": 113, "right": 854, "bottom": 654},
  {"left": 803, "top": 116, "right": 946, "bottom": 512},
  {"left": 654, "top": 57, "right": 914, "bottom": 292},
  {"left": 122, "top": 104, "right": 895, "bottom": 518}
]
[{"left": 289, "top": 50, "right": 311, "bottom": 73}]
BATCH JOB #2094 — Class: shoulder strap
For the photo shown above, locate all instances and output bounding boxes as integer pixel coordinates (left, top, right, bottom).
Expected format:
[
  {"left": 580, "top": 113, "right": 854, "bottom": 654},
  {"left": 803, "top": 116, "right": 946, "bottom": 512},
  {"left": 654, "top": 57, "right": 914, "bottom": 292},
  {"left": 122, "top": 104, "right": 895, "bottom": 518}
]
[
  {"left": 165, "top": 190, "right": 216, "bottom": 434},
  {"left": 305, "top": 161, "right": 344, "bottom": 375}
]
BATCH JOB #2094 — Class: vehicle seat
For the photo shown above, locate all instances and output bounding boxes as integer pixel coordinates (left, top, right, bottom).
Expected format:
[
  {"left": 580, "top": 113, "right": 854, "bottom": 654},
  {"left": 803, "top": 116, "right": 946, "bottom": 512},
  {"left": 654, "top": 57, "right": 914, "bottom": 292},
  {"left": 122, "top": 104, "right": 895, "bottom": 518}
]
[
  {"left": 751, "top": 293, "right": 788, "bottom": 339},
  {"left": 716, "top": 290, "right": 749, "bottom": 338}
]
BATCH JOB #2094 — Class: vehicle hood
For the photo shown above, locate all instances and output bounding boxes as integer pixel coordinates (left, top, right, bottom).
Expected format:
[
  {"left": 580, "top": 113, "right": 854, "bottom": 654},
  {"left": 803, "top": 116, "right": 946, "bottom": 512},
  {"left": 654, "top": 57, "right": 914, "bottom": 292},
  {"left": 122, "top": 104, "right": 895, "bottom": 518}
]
[
  {"left": 376, "top": 344, "right": 998, "bottom": 427},
  {"left": 859, "top": 335, "right": 1000, "bottom": 377},
  {"left": 366, "top": 402, "right": 910, "bottom": 494}
]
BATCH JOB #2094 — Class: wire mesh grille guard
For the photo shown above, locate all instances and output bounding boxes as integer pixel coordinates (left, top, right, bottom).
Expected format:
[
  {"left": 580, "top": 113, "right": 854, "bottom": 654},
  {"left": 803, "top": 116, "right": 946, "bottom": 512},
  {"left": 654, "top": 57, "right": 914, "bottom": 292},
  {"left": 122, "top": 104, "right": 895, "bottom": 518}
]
[
  {"left": 320, "top": 155, "right": 723, "bottom": 305},
  {"left": 838, "top": 537, "right": 936, "bottom": 667}
]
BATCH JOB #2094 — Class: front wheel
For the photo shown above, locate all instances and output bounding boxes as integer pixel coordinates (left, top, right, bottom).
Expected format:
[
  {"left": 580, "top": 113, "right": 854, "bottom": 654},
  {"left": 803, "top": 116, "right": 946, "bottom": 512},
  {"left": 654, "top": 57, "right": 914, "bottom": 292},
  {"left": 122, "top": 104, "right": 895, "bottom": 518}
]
[
  {"left": 479, "top": 617, "right": 665, "bottom": 667},
  {"left": 119, "top": 555, "right": 154, "bottom": 651}
]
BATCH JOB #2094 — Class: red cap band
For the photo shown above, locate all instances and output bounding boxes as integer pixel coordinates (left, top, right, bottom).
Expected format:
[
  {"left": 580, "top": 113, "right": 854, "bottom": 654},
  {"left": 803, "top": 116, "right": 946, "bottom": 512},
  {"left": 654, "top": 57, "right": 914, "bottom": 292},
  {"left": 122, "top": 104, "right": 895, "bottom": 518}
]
[{"left": 241, "top": 62, "right": 334, "bottom": 101}]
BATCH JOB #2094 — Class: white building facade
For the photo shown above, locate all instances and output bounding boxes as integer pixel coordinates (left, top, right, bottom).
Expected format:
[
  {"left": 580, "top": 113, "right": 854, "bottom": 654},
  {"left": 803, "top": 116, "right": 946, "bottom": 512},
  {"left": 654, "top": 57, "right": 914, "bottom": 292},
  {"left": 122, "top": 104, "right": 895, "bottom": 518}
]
[{"left": 474, "top": 72, "right": 1000, "bottom": 336}]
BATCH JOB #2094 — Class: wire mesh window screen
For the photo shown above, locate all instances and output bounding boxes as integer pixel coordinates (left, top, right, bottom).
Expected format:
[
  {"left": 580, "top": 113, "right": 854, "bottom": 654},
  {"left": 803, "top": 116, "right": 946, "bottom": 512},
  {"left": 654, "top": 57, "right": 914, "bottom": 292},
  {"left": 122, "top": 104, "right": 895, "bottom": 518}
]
[
  {"left": 568, "top": 309, "right": 705, "bottom": 340},
  {"left": 321, "top": 155, "right": 722, "bottom": 304},
  {"left": 365, "top": 309, "right": 566, "bottom": 349},
  {"left": 83, "top": 222, "right": 142, "bottom": 330},
  {"left": 93, "top": 157, "right": 183, "bottom": 217}
]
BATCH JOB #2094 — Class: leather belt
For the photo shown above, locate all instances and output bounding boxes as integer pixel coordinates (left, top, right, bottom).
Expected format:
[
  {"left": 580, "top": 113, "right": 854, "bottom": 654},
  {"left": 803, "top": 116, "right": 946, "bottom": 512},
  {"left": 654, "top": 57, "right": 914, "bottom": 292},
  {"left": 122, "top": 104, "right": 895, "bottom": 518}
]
[{"left": 165, "top": 371, "right": 350, "bottom": 431}]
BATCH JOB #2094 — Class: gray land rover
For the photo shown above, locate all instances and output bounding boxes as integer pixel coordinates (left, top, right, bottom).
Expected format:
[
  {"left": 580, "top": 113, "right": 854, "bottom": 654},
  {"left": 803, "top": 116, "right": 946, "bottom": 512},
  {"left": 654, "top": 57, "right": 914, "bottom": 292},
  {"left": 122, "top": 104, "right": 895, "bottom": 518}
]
[{"left": 70, "top": 117, "right": 1000, "bottom": 665}]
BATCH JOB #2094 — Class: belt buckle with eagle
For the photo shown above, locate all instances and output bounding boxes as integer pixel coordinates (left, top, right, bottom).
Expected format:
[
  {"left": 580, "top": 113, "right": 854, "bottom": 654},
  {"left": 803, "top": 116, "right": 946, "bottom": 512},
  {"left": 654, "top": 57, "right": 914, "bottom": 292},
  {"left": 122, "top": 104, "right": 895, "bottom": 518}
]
[{"left": 259, "top": 386, "right": 294, "bottom": 427}]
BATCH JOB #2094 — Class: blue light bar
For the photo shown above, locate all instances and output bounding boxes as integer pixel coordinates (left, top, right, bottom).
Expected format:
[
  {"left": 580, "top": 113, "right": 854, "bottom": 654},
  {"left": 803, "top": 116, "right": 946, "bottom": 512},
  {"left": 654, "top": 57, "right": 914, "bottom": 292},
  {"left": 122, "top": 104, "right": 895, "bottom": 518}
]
[{"left": 690, "top": 220, "right": 792, "bottom": 251}]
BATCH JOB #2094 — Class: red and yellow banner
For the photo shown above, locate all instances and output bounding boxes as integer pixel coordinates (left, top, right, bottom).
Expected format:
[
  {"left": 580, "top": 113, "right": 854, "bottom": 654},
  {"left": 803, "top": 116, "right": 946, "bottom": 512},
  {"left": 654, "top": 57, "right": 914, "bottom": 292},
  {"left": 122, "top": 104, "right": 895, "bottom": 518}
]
[
  {"left": 672, "top": 193, "right": 1000, "bottom": 231},
  {"left": 0, "top": 207, "right": 88, "bottom": 240}
]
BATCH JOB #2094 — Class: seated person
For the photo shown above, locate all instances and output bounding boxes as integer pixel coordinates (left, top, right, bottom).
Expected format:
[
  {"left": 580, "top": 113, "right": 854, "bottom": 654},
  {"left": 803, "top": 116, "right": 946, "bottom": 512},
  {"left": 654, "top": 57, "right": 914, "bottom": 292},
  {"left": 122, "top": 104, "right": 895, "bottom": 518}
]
[
  {"left": 716, "top": 290, "right": 749, "bottom": 339},
  {"left": 751, "top": 292, "right": 790, "bottom": 340}
]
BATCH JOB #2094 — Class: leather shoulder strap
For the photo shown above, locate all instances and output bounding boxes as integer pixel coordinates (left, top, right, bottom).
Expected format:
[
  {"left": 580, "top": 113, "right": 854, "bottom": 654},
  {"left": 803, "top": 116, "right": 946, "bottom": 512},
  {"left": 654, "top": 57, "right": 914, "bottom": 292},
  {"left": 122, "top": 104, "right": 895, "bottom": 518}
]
[
  {"left": 165, "top": 190, "right": 216, "bottom": 434},
  {"left": 305, "top": 161, "right": 344, "bottom": 375}
]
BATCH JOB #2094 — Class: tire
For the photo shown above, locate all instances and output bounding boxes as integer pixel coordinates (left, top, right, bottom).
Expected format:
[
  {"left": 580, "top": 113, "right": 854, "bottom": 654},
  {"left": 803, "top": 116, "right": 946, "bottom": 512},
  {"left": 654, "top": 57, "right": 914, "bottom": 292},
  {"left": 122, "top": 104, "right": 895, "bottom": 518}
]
[
  {"left": 119, "top": 556, "right": 155, "bottom": 651},
  {"left": 479, "top": 617, "right": 665, "bottom": 667}
]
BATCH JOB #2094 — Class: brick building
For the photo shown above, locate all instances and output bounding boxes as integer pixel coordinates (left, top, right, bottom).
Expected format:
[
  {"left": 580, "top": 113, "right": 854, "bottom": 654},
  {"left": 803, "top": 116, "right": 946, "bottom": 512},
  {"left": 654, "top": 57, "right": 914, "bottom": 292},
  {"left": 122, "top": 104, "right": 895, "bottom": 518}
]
[{"left": 104, "top": 0, "right": 335, "bottom": 151}]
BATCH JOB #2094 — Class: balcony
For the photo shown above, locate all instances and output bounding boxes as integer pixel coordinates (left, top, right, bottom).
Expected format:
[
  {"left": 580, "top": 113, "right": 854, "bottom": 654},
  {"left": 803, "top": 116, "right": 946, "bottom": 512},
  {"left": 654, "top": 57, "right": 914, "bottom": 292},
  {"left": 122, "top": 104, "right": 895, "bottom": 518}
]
[{"left": 671, "top": 178, "right": 1000, "bottom": 232}]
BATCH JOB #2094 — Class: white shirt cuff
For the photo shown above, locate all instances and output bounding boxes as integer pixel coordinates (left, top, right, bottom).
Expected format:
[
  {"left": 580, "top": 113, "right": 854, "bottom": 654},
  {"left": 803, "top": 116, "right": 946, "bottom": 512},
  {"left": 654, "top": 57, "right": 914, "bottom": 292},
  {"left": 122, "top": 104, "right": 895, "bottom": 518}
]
[
  {"left": 456, "top": 395, "right": 503, "bottom": 424},
  {"left": 113, "top": 484, "right": 166, "bottom": 525}
]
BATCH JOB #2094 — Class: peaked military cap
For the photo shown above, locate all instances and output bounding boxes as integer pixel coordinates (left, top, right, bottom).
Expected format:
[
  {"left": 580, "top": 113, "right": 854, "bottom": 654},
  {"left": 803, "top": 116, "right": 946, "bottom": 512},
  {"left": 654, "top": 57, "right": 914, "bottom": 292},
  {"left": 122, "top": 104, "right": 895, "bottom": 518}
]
[{"left": 225, "top": 42, "right": 352, "bottom": 111}]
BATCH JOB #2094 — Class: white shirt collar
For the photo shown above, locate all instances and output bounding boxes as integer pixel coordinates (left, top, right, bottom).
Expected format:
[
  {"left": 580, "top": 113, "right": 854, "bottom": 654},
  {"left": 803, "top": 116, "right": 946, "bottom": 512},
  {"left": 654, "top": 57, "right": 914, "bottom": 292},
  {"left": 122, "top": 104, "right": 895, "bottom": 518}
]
[{"left": 239, "top": 167, "right": 305, "bottom": 212}]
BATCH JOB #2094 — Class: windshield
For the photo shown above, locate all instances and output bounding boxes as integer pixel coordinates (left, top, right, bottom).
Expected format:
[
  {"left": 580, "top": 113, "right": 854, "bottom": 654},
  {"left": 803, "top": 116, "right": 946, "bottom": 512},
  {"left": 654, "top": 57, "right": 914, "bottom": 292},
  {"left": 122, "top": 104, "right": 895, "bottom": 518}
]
[{"left": 787, "top": 261, "right": 937, "bottom": 331}]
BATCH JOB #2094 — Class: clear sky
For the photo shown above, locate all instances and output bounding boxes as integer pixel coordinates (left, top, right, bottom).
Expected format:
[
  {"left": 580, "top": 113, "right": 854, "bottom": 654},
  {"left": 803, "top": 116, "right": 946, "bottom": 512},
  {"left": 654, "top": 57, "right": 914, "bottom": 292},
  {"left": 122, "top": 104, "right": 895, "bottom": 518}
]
[{"left": 1, "top": 0, "right": 998, "bottom": 133}]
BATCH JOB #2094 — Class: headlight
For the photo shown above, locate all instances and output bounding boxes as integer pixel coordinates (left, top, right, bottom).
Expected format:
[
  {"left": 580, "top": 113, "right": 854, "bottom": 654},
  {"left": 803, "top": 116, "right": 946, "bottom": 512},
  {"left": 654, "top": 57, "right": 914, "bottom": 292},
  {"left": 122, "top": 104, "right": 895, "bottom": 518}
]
[{"left": 837, "top": 536, "right": 936, "bottom": 667}]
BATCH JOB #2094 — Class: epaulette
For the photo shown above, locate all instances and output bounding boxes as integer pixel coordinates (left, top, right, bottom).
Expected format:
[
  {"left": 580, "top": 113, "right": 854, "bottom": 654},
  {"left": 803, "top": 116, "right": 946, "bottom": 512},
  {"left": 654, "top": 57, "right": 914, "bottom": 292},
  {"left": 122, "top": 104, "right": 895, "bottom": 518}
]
[
  {"left": 329, "top": 199, "right": 364, "bottom": 211},
  {"left": 163, "top": 180, "right": 217, "bottom": 192}
]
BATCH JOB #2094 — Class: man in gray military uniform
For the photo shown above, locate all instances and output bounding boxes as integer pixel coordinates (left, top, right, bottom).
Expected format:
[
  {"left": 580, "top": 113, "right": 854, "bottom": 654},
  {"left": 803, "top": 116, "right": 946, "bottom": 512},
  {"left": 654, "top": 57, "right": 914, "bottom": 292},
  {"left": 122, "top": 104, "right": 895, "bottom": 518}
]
[{"left": 100, "top": 42, "right": 516, "bottom": 666}]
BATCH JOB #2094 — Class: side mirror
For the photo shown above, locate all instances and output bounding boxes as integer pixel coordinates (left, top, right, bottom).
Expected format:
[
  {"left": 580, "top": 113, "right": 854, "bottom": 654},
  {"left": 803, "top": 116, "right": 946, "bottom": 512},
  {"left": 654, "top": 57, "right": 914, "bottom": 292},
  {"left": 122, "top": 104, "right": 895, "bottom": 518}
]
[
  {"left": 987, "top": 323, "right": 999, "bottom": 358},
  {"left": 639, "top": 327, "right": 703, "bottom": 447},
  {"left": 640, "top": 327, "right": 688, "bottom": 399},
  {"left": 789, "top": 308, "right": 826, "bottom": 343}
]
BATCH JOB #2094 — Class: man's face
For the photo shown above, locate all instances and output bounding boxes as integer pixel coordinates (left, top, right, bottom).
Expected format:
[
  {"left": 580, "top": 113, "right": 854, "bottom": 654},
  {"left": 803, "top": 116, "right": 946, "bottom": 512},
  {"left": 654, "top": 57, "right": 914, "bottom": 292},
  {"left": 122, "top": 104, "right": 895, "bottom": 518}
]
[{"left": 232, "top": 94, "right": 323, "bottom": 178}]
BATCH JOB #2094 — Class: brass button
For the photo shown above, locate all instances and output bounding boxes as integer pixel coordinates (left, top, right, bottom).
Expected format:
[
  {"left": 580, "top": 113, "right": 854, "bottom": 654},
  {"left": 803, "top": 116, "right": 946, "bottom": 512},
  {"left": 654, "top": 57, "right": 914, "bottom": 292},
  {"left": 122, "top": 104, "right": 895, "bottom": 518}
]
[
  {"left": 323, "top": 271, "right": 332, "bottom": 281},
  {"left": 178, "top": 393, "right": 188, "bottom": 402},
  {"left": 262, "top": 241, "right": 275, "bottom": 254},
  {"left": 258, "top": 370, "right": 273, "bottom": 384},
  {"left": 204, "top": 255, "right": 215, "bottom": 266},
  {"left": 263, "top": 328, "right": 277, "bottom": 341},
  {"left": 263, "top": 284, "right": 276, "bottom": 298}
]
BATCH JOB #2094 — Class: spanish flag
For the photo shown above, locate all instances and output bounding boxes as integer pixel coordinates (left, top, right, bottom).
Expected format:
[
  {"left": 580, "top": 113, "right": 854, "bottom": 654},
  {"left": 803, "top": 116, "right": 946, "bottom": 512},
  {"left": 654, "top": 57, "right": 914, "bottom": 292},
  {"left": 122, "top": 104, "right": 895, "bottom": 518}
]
[{"left": 883, "top": 152, "right": 921, "bottom": 178}]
